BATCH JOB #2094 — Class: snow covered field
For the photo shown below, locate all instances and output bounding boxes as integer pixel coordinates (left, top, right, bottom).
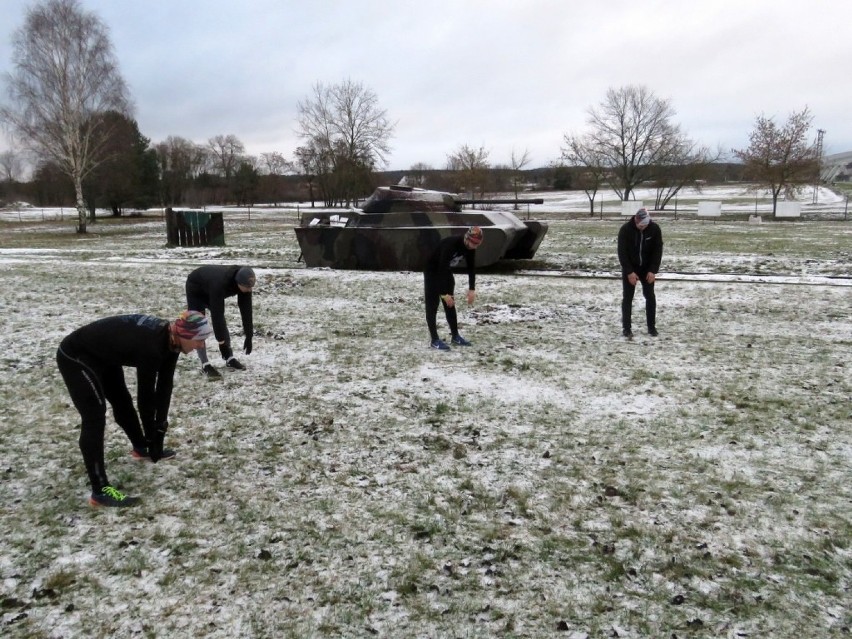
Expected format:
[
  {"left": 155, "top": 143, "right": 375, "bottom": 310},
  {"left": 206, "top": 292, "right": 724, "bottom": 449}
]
[{"left": 0, "top": 193, "right": 850, "bottom": 638}]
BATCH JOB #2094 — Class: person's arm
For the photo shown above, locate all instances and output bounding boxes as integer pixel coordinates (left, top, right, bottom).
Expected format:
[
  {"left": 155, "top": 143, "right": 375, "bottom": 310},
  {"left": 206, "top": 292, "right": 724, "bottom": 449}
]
[
  {"left": 437, "top": 240, "right": 455, "bottom": 297},
  {"left": 648, "top": 226, "right": 664, "bottom": 274},
  {"left": 153, "top": 353, "right": 178, "bottom": 426},
  {"left": 617, "top": 225, "right": 632, "bottom": 274},
  {"left": 136, "top": 365, "right": 159, "bottom": 436},
  {"left": 237, "top": 291, "right": 253, "bottom": 352},
  {"left": 145, "top": 352, "right": 178, "bottom": 462},
  {"left": 465, "top": 245, "right": 477, "bottom": 304}
]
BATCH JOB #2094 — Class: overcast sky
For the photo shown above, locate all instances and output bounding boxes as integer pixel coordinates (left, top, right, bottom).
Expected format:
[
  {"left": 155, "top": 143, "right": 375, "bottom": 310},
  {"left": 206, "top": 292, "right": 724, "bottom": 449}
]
[{"left": 1, "top": 0, "right": 850, "bottom": 171}]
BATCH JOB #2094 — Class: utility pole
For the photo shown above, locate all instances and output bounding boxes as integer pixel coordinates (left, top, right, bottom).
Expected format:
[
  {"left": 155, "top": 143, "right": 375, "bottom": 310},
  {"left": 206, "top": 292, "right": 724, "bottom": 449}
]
[{"left": 813, "top": 129, "right": 825, "bottom": 204}]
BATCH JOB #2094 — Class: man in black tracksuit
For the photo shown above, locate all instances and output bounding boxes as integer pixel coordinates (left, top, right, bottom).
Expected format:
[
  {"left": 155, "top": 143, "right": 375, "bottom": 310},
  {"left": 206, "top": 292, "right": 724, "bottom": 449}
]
[
  {"left": 617, "top": 208, "right": 664, "bottom": 337},
  {"left": 423, "top": 226, "right": 483, "bottom": 350},
  {"left": 56, "top": 311, "right": 213, "bottom": 507},
  {"left": 185, "top": 265, "right": 256, "bottom": 379}
]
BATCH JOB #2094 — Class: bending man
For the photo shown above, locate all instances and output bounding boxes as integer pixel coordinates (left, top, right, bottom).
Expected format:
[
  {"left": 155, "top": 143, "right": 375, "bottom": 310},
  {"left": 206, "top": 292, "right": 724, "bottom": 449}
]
[
  {"left": 185, "top": 265, "right": 256, "bottom": 379},
  {"left": 617, "top": 208, "right": 664, "bottom": 338}
]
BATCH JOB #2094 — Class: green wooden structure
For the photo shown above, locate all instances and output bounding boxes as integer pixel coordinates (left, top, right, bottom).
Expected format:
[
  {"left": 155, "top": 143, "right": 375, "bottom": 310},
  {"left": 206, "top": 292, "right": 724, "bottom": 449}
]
[{"left": 165, "top": 208, "right": 225, "bottom": 247}]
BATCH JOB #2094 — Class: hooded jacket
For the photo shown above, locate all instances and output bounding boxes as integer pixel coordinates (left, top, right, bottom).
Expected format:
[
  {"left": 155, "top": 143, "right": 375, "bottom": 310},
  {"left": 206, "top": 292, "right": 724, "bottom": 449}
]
[{"left": 617, "top": 219, "right": 664, "bottom": 275}]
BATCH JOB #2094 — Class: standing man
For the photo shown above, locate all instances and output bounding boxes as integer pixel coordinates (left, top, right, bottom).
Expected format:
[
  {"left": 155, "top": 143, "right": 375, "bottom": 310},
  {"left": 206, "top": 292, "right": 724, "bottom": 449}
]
[
  {"left": 57, "top": 311, "right": 213, "bottom": 507},
  {"left": 185, "top": 265, "right": 256, "bottom": 380},
  {"left": 617, "top": 208, "right": 664, "bottom": 338},
  {"left": 423, "top": 226, "right": 483, "bottom": 350}
]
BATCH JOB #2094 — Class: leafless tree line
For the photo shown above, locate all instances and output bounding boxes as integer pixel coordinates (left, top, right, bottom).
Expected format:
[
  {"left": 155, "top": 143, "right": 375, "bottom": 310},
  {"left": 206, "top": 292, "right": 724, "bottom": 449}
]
[
  {"left": 0, "top": 0, "right": 824, "bottom": 228},
  {"left": 561, "top": 85, "right": 820, "bottom": 216}
]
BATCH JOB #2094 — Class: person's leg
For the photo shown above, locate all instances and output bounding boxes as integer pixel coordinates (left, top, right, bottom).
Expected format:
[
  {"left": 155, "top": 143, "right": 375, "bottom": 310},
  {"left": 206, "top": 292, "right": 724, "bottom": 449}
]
[
  {"left": 424, "top": 271, "right": 441, "bottom": 341},
  {"left": 195, "top": 344, "right": 210, "bottom": 366},
  {"left": 640, "top": 278, "right": 657, "bottom": 333},
  {"left": 443, "top": 273, "right": 459, "bottom": 336},
  {"left": 101, "top": 366, "right": 146, "bottom": 450},
  {"left": 57, "top": 349, "right": 110, "bottom": 492},
  {"left": 219, "top": 339, "right": 234, "bottom": 362},
  {"left": 186, "top": 289, "right": 211, "bottom": 367},
  {"left": 621, "top": 275, "right": 636, "bottom": 333},
  {"left": 187, "top": 290, "right": 223, "bottom": 377}
]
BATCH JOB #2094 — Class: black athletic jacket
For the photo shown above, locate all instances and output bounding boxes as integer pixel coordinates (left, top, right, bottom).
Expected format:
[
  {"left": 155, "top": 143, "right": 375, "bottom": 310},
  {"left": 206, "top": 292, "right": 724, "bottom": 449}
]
[
  {"left": 425, "top": 234, "right": 477, "bottom": 294},
  {"left": 58, "top": 314, "right": 178, "bottom": 430},
  {"left": 185, "top": 265, "right": 253, "bottom": 347},
  {"left": 617, "top": 220, "right": 664, "bottom": 275}
]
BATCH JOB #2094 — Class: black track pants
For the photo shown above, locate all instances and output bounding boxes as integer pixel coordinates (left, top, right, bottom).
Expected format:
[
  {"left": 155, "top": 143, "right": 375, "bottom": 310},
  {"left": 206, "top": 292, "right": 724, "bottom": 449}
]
[
  {"left": 57, "top": 347, "right": 146, "bottom": 492},
  {"left": 621, "top": 274, "right": 656, "bottom": 332},
  {"left": 424, "top": 270, "right": 459, "bottom": 341}
]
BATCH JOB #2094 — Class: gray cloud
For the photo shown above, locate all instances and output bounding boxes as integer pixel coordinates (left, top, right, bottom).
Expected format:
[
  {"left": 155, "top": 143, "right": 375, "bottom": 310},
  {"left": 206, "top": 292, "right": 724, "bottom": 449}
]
[{"left": 2, "top": 0, "right": 850, "bottom": 169}]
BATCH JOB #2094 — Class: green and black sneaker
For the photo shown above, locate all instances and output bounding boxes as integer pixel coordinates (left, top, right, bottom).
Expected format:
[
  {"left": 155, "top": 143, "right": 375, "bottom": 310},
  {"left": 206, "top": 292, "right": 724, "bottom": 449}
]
[{"left": 89, "top": 485, "right": 140, "bottom": 508}]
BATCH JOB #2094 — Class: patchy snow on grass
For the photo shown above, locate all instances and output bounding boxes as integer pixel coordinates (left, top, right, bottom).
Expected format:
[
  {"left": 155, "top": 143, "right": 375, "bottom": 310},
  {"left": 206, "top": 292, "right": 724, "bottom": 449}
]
[{"left": 0, "top": 201, "right": 850, "bottom": 638}]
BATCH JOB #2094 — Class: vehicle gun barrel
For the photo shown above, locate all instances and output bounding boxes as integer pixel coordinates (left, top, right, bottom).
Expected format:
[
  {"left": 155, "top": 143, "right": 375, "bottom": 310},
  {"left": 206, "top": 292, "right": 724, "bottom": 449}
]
[{"left": 456, "top": 198, "right": 544, "bottom": 206}]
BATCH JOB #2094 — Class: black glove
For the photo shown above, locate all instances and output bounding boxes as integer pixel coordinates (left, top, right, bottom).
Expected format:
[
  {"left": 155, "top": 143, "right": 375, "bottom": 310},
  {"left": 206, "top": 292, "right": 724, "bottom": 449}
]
[
  {"left": 149, "top": 421, "right": 168, "bottom": 463},
  {"left": 244, "top": 335, "right": 252, "bottom": 354}
]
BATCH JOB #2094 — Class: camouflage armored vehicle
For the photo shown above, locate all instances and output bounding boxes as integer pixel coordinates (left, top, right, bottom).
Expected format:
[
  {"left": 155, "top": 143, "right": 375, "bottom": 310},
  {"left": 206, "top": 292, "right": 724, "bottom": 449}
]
[{"left": 294, "top": 185, "right": 547, "bottom": 271}]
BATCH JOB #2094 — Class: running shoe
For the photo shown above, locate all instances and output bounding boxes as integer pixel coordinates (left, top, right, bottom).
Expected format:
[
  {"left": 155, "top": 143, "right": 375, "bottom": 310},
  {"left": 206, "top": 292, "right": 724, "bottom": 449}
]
[
  {"left": 131, "top": 447, "right": 176, "bottom": 461},
  {"left": 89, "top": 485, "right": 140, "bottom": 508},
  {"left": 202, "top": 363, "right": 223, "bottom": 380},
  {"left": 430, "top": 339, "right": 450, "bottom": 351},
  {"left": 226, "top": 357, "right": 246, "bottom": 370}
]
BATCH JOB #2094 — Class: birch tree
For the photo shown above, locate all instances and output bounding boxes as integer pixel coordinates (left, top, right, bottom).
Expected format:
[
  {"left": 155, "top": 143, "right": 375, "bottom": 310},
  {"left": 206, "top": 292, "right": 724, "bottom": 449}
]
[{"left": 0, "top": 0, "right": 131, "bottom": 232}]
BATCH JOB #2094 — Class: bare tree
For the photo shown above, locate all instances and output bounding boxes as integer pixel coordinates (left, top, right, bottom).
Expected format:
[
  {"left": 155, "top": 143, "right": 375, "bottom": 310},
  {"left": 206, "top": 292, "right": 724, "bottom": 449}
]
[
  {"left": 509, "top": 149, "right": 531, "bottom": 208},
  {"left": 582, "top": 85, "right": 680, "bottom": 202},
  {"left": 0, "top": 0, "right": 131, "bottom": 232},
  {"left": 297, "top": 79, "right": 395, "bottom": 206},
  {"left": 257, "top": 151, "right": 294, "bottom": 205},
  {"left": 407, "top": 162, "right": 433, "bottom": 188},
  {"left": 293, "top": 144, "right": 321, "bottom": 207},
  {"left": 155, "top": 136, "right": 206, "bottom": 206},
  {"left": 561, "top": 134, "right": 608, "bottom": 215},
  {"left": 446, "top": 144, "right": 490, "bottom": 199},
  {"left": 732, "top": 107, "right": 818, "bottom": 216},
  {"left": 207, "top": 134, "right": 246, "bottom": 180},
  {"left": 0, "top": 148, "right": 25, "bottom": 183},
  {"left": 260, "top": 152, "right": 294, "bottom": 177},
  {"left": 650, "top": 138, "right": 721, "bottom": 210}
]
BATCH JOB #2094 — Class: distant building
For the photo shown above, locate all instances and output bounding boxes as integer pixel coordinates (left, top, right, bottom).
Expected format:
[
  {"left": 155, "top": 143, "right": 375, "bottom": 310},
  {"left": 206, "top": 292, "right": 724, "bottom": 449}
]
[{"left": 821, "top": 151, "right": 852, "bottom": 183}]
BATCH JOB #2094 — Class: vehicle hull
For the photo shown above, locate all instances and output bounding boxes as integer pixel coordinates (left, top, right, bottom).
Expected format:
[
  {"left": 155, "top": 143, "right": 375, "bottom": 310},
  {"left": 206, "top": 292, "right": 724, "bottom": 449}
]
[{"left": 294, "top": 187, "right": 548, "bottom": 271}]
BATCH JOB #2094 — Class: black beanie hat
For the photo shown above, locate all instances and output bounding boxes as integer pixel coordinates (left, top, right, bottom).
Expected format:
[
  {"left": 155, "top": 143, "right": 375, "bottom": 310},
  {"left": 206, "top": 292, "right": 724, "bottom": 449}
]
[{"left": 236, "top": 267, "right": 256, "bottom": 288}]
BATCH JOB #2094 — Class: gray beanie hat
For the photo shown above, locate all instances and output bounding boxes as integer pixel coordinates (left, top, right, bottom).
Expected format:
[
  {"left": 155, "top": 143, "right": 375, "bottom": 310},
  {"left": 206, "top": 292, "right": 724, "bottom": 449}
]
[
  {"left": 635, "top": 208, "right": 651, "bottom": 227},
  {"left": 236, "top": 266, "right": 256, "bottom": 288}
]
